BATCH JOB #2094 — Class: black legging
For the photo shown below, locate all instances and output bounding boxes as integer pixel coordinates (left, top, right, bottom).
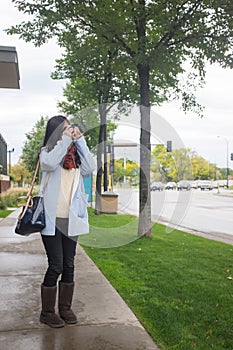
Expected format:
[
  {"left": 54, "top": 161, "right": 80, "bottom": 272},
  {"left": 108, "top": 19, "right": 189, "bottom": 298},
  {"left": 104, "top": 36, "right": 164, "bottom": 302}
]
[{"left": 41, "top": 228, "right": 77, "bottom": 287}]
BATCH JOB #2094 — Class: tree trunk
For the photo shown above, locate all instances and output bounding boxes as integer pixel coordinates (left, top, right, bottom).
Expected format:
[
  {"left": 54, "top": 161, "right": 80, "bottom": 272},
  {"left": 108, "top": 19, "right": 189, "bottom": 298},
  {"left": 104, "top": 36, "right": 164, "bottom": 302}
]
[
  {"left": 95, "top": 103, "right": 107, "bottom": 214},
  {"left": 103, "top": 120, "right": 108, "bottom": 192},
  {"left": 137, "top": 63, "right": 152, "bottom": 237}
]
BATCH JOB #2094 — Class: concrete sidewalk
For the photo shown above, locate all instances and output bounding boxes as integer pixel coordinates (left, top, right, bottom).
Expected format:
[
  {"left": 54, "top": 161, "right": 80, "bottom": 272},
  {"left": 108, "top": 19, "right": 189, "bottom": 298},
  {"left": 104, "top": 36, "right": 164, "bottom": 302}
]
[{"left": 0, "top": 210, "right": 159, "bottom": 350}]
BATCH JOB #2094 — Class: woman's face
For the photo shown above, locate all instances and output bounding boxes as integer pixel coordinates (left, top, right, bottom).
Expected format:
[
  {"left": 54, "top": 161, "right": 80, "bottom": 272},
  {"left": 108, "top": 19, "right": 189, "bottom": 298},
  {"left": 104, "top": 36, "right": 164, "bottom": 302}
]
[{"left": 63, "top": 120, "right": 70, "bottom": 129}]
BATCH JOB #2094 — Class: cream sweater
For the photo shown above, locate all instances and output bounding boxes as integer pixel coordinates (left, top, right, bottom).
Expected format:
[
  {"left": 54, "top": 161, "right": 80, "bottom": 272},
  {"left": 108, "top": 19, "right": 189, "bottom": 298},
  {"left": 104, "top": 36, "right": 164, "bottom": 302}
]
[{"left": 56, "top": 167, "right": 80, "bottom": 218}]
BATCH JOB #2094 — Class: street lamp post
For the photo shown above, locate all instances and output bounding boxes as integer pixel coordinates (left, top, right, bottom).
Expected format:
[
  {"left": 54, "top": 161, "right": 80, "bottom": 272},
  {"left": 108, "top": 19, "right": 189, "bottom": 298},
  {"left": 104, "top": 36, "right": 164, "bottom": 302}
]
[
  {"left": 217, "top": 136, "right": 229, "bottom": 188},
  {"left": 8, "top": 148, "right": 14, "bottom": 175}
]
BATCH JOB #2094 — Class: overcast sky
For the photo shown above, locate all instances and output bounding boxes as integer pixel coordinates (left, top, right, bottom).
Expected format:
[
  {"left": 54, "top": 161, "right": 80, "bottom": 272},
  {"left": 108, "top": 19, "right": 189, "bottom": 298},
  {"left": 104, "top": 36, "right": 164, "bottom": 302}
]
[{"left": 1, "top": 0, "right": 233, "bottom": 169}]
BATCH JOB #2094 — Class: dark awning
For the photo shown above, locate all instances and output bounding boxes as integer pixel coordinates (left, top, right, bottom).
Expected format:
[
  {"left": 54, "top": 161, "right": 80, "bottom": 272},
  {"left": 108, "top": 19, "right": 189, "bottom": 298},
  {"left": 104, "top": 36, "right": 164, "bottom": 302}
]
[{"left": 0, "top": 46, "right": 20, "bottom": 89}]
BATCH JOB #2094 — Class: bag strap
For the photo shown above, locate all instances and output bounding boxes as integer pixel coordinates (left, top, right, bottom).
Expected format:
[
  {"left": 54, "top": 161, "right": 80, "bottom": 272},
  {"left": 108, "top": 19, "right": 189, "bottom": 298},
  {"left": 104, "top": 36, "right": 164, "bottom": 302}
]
[
  {"left": 17, "top": 160, "right": 40, "bottom": 220},
  {"left": 18, "top": 196, "right": 34, "bottom": 220},
  {"left": 18, "top": 160, "right": 49, "bottom": 221},
  {"left": 26, "top": 159, "right": 40, "bottom": 198},
  {"left": 26, "top": 159, "right": 50, "bottom": 197}
]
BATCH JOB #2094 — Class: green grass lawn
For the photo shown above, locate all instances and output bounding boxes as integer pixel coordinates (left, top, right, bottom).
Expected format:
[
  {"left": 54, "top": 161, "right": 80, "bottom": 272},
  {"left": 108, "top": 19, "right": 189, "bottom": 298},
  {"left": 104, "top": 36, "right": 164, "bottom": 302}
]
[
  {"left": 79, "top": 208, "right": 138, "bottom": 248},
  {"left": 82, "top": 209, "right": 233, "bottom": 350},
  {"left": 0, "top": 210, "right": 13, "bottom": 218}
]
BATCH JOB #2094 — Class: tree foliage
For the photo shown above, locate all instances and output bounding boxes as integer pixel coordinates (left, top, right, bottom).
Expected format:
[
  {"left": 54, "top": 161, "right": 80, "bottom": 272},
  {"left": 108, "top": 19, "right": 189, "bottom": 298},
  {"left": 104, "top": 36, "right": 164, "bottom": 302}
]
[
  {"left": 22, "top": 116, "right": 48, "bottom": 174},
  {"left": 151, "top": 145, "right": 174, "bottom": 182},
  {"left": 114, "top": 158, "right": 139, "bottom": 184},
  {"left": 8, "top": 1, "right": 233, "bottom": 108},
  {"left": 11, "top": 160, "right": 31, "bottom": 187},
  {"left": 151, "top": 145, "right": 224, "bottom": 181},
  {"left": 191, "top": 155, "right": 215, "bottom": 180},
  {"left": 151, "top": 146, "right": 194, "bottom": 182}
]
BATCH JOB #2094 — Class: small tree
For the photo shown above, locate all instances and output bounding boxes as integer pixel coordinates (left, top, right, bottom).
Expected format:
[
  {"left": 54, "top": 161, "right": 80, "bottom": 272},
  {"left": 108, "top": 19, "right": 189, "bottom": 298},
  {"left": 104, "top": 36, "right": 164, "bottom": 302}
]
[
  {"left": 191, "top": 155, "right": 213, "bottom": 180},
  {"left": 22, "top": 116, "right": 48, "bottom": 175},
  {"left": 114, "top": 159, "right": 126, "bottom": 184},
  {"left": 53, "top": 34, "right": 137, "bottom": 213},
  {"left": 151, "top": 145, "right": 174, "bottom": 182},
  {"left": 11, "top": 160, "right": 31, "bottom": 187}
]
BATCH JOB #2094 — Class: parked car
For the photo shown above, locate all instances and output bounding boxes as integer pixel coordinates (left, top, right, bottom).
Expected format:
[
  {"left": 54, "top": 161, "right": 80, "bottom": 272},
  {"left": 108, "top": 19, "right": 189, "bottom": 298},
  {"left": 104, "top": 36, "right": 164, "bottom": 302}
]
[
  {"left": 165, "top": 182, "right": 177, "bottom": 190},
  {"left": 218, "top": 180, "right": 227, "bottom": 188},
  {"left": 150, "top": 182, "right": 163, "bottom": 191},
  {"left": 190, "top": 181, "right": 199, "bottom": 189},
  {"left": 200, "top": 180, "right": 213, "bottom": 191},
  {"left": 177, "top": 181, "right": 191, "bottom": 191}
]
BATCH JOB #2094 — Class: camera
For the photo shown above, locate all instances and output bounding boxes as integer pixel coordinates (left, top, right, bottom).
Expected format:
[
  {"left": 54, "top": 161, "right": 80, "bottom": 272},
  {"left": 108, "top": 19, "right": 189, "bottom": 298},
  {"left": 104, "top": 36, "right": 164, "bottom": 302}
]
[{"left": 71, "top": 123, "right": 86, "bottom": 134}]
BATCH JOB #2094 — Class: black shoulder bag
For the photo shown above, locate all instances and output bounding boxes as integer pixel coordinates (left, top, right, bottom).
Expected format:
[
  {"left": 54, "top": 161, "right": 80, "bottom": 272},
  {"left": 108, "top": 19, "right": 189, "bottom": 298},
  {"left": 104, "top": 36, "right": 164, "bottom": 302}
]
[{"left": 15, "top": 160, "right": 48, "bottom": 236}]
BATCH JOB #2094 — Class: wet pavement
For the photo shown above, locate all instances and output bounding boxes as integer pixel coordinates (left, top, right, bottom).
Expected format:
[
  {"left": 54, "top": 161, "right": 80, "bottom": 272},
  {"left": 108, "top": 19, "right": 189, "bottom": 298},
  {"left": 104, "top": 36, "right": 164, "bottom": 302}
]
[{"left": 0, "top": 209, "right": 159, "bottom": 350}]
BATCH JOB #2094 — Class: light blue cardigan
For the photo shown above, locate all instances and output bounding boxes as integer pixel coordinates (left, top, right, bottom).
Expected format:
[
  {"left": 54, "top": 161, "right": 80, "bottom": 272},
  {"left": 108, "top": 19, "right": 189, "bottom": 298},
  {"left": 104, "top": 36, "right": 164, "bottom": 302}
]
[{"left": 39, "top": 134, "right": 95, "bottom": 236}]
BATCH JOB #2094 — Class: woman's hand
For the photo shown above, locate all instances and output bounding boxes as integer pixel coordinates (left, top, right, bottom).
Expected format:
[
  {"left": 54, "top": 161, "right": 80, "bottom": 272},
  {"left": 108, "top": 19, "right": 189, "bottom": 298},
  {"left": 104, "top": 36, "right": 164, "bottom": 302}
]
[
  {"left": 63, "top": 125, "right": 74, "bottom": 139},
  {"left": 72, "top": 126, "right": 83, "bottom": 140}
]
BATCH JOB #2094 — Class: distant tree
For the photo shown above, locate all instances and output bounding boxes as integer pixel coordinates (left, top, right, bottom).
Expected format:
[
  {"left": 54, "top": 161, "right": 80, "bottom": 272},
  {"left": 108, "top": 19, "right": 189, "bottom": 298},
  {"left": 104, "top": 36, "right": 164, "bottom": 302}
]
[
  {"left": 114, "top": 159, "right": 125, "bottom": 184},
  {"left": 151, "top": 146, "right": 198, "bottom": 181},
  {"left": 191, "top": 155, "right": 214, "bottom": 180},
  {"left": 125, "top": 160, "right": 139, "bottom": 184},
  {"left": 11, "top": 160, "right": 31, "bottom": 187},
  {"left": 172, "top": 148, "right": 194, "bottom": 181},
  {"left": 114, "top": 158, "right": 139, "bottom": 185},
  {"left": 151, "top": 145, "right": 174, "bottom": 182},
  {"left": 151, "top": 147, "right": 227, "bottom": 182},
  {"left": 208, "top": 163, "right": 218, "bottom": 180},
  {"left": 22, "top": 116, "right": 48, "bottom": 175}
]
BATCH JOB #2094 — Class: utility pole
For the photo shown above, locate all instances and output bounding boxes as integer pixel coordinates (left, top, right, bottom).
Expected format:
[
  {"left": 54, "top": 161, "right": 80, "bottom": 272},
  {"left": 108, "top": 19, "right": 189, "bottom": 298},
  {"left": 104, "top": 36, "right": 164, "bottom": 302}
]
[{"left": 8, "top": 148, "right": 14, "bottom": 175}]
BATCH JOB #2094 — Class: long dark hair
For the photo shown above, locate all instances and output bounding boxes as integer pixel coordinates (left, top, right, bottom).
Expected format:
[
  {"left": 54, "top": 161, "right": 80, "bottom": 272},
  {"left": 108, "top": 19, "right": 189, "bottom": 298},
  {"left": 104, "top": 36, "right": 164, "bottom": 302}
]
[{"left": 43, "top": 115, "right": 68, "bottom": 151}]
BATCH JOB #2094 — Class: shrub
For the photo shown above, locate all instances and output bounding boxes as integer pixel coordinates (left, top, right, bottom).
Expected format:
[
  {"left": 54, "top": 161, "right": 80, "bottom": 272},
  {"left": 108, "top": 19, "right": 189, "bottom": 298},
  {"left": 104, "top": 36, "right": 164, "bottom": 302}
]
[
  {"left": 0, "top": 187, "right": 36, "bottom": 208},
  {"left": 0, "top": 199, "right": 7, "bottom": 210}
]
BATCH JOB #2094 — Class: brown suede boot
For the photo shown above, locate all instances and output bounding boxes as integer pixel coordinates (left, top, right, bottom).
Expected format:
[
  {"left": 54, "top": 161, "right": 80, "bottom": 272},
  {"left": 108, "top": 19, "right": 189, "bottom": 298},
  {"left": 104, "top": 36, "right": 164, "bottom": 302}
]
[
  {"left": 58, "top": 281, "right": 77, "bottom": 324},
  {"left": 40, "top": 284, "right": 65, "bottom": 328}
]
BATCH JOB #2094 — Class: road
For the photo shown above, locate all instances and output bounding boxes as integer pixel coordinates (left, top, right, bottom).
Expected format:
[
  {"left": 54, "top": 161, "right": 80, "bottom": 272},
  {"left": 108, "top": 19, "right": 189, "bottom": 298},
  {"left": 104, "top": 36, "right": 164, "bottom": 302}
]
[{"left": 116, "top": 187, "right": 233, "bottom": 244}]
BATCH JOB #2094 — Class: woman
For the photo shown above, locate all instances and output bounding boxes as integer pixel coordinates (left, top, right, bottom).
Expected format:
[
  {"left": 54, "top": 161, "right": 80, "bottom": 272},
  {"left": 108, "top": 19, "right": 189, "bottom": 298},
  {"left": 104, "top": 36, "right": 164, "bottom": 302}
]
[{"left": 39, "top": 115, "right": 95, "bottom": 328}]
